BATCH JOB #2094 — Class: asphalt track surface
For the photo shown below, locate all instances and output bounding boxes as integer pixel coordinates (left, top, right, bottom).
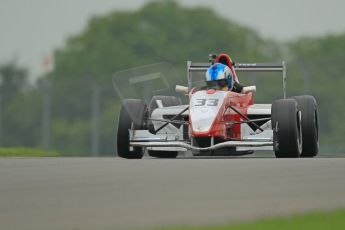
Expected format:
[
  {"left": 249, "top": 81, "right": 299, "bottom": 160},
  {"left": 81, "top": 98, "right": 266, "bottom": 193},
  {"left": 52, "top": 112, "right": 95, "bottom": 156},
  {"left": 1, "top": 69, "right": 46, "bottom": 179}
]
[{"left": 1, "top": 156, "right": 345, "bottom": 230}]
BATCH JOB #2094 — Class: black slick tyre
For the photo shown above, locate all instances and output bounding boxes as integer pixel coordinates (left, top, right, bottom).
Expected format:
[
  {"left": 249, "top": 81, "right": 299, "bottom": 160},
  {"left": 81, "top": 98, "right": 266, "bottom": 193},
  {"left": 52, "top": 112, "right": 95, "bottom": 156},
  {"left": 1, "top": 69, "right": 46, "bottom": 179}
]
[
  {"left": 117, "top": 99, "right": 146, "bottom": 159},
  {"left": 148, "top": 151, "right": 178, "bottom": 158},
  {"left": 291, "top": 95, "right": 319, "bottom": 157},
  {"left": 271, "top": 99, "right": 302, "bottom": 158}
]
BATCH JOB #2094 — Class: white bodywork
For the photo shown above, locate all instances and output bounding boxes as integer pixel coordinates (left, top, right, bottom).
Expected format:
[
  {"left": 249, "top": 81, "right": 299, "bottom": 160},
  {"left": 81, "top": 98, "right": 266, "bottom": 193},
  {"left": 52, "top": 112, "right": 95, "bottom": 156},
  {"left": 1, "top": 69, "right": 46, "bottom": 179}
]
[
  {"left": 239, "top": 104, "right": 273, "bottom": 151},
  {"left": 148, "top": 105, "right": 188, "bottom": 151}
]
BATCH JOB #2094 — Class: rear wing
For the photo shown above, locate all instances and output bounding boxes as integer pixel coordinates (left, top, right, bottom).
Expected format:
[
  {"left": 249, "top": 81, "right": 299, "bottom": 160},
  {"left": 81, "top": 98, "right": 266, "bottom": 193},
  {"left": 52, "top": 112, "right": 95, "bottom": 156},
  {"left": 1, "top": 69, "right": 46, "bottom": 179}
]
[{"left": 187, "top": 61, "right": 287, "bottom": 98}]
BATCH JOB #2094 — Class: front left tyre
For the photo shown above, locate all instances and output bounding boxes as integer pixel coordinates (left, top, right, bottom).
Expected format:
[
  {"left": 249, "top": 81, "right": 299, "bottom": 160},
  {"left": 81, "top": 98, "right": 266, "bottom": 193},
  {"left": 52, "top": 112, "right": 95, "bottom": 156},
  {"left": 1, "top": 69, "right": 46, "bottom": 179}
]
[
  {"left": 117, "top": 99, "right": 146, "bottom": 159},
  {"left": 271, "top": 99, "right": 302, "bottom": 158}
]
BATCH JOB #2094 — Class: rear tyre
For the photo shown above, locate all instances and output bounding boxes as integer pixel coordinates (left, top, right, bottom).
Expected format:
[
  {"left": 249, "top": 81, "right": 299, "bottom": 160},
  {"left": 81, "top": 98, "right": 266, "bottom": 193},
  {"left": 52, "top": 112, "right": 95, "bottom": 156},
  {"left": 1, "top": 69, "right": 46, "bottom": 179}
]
[
  {"left": 148, "top": 150, "right": 178, "bottom": 158},
  {"left": 117, "top": 99, "right": 146, "bottom": 159},
  {"left": 271, "top": 99, "right": 302, "bottom": 158},
  {"left": 291, "top": 95, "right": 319, "bottom": 157}
]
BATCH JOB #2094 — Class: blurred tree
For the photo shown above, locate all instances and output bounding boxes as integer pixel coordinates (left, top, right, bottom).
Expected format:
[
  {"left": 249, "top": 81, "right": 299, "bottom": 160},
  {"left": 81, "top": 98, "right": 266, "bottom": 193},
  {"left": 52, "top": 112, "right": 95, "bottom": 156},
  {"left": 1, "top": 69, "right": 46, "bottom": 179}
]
[
  {"left": 287, "top": 34, "right": 345, "bottom": 148},
  {"left": 0, "top": 61, "right": 28, "bottom": 105},
  {"left": 4, "top": 91, "right": 41, "bottom": 146},
  {"left": 0, "top": 62, "right": 40, "bottom": 146}
]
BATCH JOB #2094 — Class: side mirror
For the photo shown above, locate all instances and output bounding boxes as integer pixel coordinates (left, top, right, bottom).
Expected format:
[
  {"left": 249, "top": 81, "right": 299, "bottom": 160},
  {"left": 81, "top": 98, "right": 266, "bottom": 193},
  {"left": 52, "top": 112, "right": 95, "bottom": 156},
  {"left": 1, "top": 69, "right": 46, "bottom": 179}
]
[
  {"left": 242, "top": 86, "right": 256, "bottom": 94},
  {"left": 175, "top": 85, "right": 189, "bottom": 94}
]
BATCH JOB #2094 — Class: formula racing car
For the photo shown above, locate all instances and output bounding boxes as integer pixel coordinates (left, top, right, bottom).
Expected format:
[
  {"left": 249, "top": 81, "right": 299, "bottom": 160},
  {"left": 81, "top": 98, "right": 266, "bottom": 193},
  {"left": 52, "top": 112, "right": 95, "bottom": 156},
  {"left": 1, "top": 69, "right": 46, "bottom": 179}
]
[{"left": 116, "top": 54, "right": 319, "bottom": 158}]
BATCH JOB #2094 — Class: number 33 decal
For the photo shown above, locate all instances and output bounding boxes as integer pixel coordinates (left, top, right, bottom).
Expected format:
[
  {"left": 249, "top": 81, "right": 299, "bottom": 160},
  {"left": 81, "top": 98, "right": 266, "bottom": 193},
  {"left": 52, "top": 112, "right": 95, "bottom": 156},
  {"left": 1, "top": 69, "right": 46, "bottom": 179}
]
[{"left": 194, "top": 99, "right": 219, "bottom": 106}]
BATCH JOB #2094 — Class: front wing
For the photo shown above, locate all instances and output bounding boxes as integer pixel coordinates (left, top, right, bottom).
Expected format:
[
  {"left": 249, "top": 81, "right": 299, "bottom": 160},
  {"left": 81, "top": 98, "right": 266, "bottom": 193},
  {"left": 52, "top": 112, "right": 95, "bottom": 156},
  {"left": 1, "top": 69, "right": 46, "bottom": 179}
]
[
  {"left": 129, "top": 130, "right": 273, "bottom": 152},
  {"left": 130, "top": 140, "right": 273, "bottom": 152}
]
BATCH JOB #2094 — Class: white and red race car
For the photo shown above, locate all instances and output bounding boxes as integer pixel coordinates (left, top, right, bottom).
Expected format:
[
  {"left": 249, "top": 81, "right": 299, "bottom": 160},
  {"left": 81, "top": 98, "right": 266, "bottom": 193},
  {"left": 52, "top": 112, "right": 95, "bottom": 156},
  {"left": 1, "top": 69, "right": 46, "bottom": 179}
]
[{"left": 116, "top": 54, "right": 319, "bottom": 158}]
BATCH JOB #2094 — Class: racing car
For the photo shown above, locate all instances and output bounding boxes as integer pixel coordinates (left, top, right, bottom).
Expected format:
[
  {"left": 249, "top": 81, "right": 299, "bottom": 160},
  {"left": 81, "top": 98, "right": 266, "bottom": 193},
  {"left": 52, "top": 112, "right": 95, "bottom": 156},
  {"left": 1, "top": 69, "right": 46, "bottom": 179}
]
[{"left": 116, "top": 54, "right": 319, "bottom": 158}]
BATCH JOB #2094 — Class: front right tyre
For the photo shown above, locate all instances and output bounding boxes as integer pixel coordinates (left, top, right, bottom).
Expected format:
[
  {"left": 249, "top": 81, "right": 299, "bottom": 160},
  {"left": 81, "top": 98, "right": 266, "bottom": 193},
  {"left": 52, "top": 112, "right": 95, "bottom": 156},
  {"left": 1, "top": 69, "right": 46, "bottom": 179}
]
[{"left": 291, "top": 95, "right": 319, "bottom": 157}]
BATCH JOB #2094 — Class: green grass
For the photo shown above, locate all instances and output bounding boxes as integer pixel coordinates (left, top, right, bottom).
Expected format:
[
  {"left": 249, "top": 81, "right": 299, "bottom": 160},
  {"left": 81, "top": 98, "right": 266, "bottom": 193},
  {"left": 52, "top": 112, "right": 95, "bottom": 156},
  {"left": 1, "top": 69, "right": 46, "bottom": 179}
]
[
  {"left": 0, "top": 147, "right": 61, "bottom": 157},
  {"left": 155, "top": 209, "right": 345, "bottom": 230}
]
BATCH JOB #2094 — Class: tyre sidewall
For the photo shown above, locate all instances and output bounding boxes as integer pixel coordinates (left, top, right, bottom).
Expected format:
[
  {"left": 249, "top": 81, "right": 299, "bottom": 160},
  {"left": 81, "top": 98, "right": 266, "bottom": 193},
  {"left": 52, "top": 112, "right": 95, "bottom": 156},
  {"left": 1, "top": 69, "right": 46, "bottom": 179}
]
[
  {"left": 291, "top": 95, "right": 319, "bottom": 157},
  {"left": 272, "top": 99, "right": 302, "bottom": 158},
  {"left": 117, "top": 99, "right": 146, "bottom": 159}
]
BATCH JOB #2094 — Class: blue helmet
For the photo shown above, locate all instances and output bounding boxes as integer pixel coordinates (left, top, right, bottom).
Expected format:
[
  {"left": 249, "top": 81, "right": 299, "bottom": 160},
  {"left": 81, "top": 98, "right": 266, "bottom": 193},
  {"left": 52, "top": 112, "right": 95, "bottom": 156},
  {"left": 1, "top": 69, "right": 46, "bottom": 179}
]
[{"left": 205, "top": 63, "right": 233, "bottom": 90}]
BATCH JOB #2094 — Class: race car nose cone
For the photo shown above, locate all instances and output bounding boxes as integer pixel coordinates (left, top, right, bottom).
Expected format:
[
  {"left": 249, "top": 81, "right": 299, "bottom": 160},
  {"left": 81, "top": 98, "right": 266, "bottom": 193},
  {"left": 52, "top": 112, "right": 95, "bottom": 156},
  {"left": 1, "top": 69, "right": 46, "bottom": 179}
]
[{"left": 207, "top": 89, "right": 216, "bottom": 94}]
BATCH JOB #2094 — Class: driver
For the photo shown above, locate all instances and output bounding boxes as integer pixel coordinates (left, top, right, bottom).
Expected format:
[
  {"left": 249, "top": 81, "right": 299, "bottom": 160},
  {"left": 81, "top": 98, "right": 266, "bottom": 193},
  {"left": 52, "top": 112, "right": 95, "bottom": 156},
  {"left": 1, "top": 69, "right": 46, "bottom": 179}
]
[{"left": 205, "top": 62, "right": 244, "bottom": 93}]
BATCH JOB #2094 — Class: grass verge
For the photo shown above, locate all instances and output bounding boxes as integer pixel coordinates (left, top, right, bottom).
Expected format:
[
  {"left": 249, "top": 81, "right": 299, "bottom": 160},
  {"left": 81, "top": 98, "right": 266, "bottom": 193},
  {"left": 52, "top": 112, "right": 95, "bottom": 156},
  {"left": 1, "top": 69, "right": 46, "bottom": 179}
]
[
  {"left": 0, "top": 147, "right": 61, "bottom": 157},
  {"left": 156, "top": 209, "right": 345, "bottom": 230}
]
